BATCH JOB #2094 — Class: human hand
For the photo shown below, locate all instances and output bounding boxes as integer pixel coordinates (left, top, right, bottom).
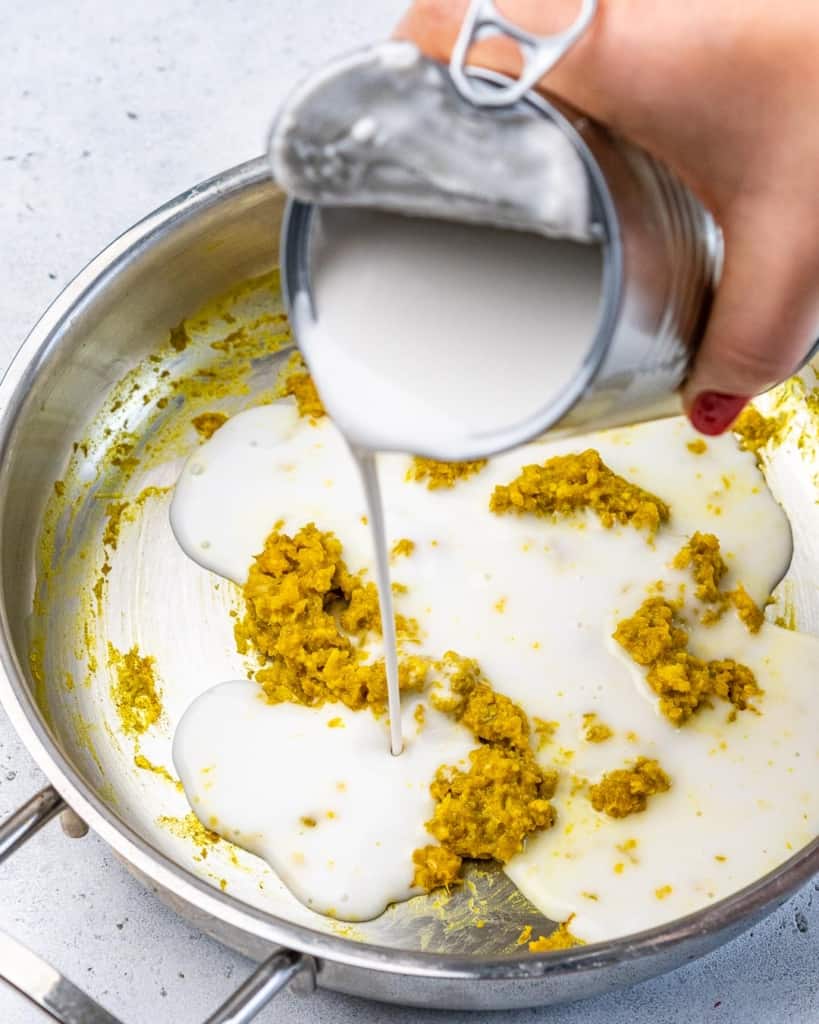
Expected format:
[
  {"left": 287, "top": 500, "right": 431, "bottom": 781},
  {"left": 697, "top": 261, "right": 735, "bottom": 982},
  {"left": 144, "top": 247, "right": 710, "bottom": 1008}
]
[{"left": 397, "top": 0, "right": 819, "bottom": 434}]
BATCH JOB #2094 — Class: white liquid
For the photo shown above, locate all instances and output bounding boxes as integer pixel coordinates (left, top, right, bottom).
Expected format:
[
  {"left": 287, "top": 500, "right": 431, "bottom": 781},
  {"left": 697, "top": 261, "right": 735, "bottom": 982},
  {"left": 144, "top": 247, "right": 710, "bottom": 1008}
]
[
  {"left": 169, "top": 407, "right": 819, "bottom": 936},
  {"left": 173, "top": 683, "right": 473, "bottom": 919},
  {"left": 300, "top": 208, "right": 603, "bottom": 460},
  {"left": 353, "top": 449, "right": 403, "bottom": 756},
  {"left": 299, "top": 208, "right": 603, "bottom": 753}
]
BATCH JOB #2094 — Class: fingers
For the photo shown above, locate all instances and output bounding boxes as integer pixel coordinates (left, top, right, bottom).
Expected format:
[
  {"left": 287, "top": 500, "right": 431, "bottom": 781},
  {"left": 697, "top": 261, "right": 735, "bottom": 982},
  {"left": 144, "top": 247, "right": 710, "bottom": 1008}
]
[
  {"left": 395, "top": 0, "right": 618, "bottom": 121},
  {"left": 683, "top": 200, "right": 819, "bottom": 433},
  {"left": 395, "top": 1, "right": 698, "bottom": 139}
]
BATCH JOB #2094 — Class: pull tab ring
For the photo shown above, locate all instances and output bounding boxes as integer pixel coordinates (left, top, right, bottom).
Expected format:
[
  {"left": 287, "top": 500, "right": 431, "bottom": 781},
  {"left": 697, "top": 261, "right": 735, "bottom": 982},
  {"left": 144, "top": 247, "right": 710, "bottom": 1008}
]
[{"left": 449, "top": 0, "right": 598, "bottom": 108}]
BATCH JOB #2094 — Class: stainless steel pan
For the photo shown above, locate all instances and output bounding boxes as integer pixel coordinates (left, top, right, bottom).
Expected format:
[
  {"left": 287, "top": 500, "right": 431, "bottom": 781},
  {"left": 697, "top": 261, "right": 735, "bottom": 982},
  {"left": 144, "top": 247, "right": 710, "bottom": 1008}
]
[{"left": 0, "top": 158, "right": 816, "bottom": 1021}]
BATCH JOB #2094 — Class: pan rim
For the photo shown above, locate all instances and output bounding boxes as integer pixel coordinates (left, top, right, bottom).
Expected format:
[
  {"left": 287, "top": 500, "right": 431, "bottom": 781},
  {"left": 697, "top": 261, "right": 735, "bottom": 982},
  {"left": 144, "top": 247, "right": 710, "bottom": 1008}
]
[{"left": 0, "top": 154, "right": 816, "bottom": 982}]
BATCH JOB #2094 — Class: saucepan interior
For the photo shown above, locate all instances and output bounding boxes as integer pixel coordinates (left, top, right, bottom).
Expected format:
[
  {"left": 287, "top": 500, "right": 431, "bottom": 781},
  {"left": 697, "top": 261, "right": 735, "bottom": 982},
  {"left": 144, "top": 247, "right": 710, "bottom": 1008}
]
[{"left": 0, "top": 157, "right": 816, "bottom": 1009}]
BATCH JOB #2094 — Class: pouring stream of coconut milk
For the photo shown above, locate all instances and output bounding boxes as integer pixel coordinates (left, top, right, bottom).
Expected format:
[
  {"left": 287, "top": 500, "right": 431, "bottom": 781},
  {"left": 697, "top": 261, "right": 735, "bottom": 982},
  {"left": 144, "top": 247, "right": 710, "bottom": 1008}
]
[{"left": 269, "top": 7, "right": 723, "bottom": 754}]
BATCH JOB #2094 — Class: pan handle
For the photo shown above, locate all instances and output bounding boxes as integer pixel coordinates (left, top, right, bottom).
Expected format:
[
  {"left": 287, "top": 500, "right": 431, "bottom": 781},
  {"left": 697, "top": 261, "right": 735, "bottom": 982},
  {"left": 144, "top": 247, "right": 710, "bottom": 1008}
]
[{"left": 0, "top": 786, "right": 315, "bottom": 1024}]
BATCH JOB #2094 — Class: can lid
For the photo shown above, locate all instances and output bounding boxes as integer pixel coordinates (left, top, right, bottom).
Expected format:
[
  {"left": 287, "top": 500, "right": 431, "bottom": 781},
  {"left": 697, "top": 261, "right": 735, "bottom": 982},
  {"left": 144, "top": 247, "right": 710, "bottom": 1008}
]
[{"left": 269, "top": 42, "right": 599, "bottom": 245}]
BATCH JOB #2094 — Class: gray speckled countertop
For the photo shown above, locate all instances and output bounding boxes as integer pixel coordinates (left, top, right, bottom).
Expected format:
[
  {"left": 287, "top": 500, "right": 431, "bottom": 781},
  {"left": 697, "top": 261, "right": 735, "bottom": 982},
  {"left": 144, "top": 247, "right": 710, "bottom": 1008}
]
[{"left": 1, "top": 2, "right": 817, "bottom": 1021}]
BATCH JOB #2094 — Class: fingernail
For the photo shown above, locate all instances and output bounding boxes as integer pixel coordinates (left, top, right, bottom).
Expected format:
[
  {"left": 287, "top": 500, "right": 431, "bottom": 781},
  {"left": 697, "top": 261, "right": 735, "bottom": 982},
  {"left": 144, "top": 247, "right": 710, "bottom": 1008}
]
[{"left": 689, "top": 392, "right": 749, "bottom": 436}]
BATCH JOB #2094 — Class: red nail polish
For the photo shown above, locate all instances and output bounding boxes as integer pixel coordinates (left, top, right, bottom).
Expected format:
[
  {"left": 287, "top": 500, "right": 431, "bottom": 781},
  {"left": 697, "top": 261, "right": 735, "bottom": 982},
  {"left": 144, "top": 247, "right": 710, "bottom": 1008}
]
[{"left": 689, "top": 392, "right": 749, "bottom": 436}]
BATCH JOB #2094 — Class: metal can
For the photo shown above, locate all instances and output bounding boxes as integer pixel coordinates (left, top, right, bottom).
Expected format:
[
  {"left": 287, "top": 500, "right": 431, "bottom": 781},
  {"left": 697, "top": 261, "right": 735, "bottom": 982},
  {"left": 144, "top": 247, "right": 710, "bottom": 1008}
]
[{"left": 278, "top": 63, "right": 722, "bottom": 454}]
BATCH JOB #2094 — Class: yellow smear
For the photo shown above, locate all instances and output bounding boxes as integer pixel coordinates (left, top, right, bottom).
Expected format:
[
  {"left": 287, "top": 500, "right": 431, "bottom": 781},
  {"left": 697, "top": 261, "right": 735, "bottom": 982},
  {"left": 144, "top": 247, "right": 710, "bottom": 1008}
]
[
  {"left": 192, "top": 411, "right": 228, "bottom": 439},
  {"left": 391, "top": 538, "right": 416, "bottom": 560},
  {"left": 775, "top": 603, "right": 797, "bottom": 631},
  {"left": 582, "top": 712, "right": 613, "bottom": 743},
  {"left": 101, "top": 487, "right": 168, "bottom": 577},
  {"left": 84, "top": 621, "right": 98, "bottom": 675},
  {"left": 282, "top": 370, "right": 326, "bottom": 422},
  {"left": 533, "top": 717, "right": 559, "bottom": 750},
  {"left": 490, "top": 450, "right": 669, "bottom": 539},
  {"left": 108, "top": 643, "right": 162, "bottom": 735},
  {"left": 168, "top": 320, "right": 191, "bottom": 351},
  {"left": 134, "top": 753, "right": 183, "bottom": 791},
  {"left": 102, "top": 501, "right": 134, "bottom": 551},
  {"left": 158, "top": 812, "right": 220, "bottom": 859},
  {"left": 687, "top": 439, "right": 707, "bottom": 454},
  {"left": 210, "top": 312, "right": 289, "bottom": 358},
  {"left": 135, "top": 485, "right": 171, "bottom": 506},
  {"left": 70, "top": 712, "right": 104, "bottom": 773},
  {"left": 528, "top": 916, "right": 584, "bottom": 952},
  {"left": 569, "top": 775, "right": 588, "bottom": 797},
  {"left": 29, "top": 636, "right": 47, "bottom": 713},
  {"left": 615, "top": 838, "right": 640, "bottom": 867},
  {"left": 655, "top": 885, "right": 673, "bottom": 900}
]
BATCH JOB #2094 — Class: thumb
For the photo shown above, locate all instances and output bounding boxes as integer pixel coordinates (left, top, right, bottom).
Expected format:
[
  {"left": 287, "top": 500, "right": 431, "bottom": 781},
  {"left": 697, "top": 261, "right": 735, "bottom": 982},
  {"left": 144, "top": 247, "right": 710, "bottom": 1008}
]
[{"left": 683, "top": 201, "right": 819, "bottom": 434}]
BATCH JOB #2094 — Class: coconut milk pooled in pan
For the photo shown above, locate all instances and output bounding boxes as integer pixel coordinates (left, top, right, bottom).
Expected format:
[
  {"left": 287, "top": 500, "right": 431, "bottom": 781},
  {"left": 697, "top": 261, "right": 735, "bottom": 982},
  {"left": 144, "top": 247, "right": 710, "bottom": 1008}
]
[
  {"left": 172, "top": 682, "right": 474, "bottom": 919},
  {"left": 170, "top": 400, "right": 819, "bottom": 937}
]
